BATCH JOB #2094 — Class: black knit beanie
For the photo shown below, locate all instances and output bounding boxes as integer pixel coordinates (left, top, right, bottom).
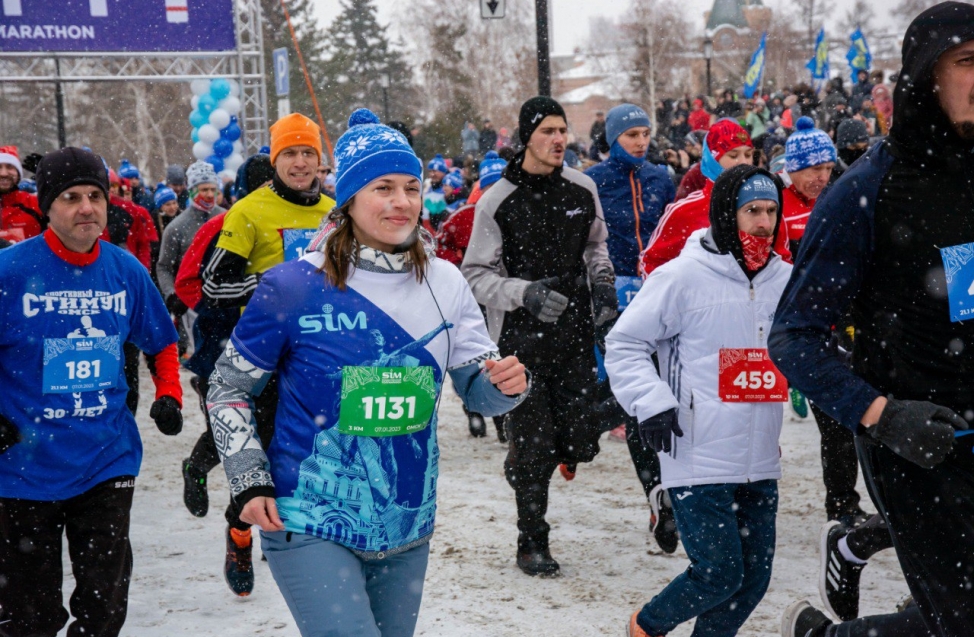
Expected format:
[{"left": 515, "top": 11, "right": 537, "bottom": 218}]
[
  {"left": 36, "top": 147, "right": 109, "bottom": 214},
  {"left": 518, "top": 96, "right": 567, "bottom": 145}
]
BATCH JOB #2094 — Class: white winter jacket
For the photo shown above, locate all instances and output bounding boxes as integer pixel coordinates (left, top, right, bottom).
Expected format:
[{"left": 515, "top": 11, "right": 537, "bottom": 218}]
[{"left": 605, "top": 229, "right": 792, "bottom": 489}]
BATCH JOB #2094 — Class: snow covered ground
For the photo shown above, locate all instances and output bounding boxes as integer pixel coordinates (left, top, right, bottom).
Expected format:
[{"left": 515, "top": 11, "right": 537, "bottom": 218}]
[{"left": 57, "top": 369, "right": 909, "bottom": 636}]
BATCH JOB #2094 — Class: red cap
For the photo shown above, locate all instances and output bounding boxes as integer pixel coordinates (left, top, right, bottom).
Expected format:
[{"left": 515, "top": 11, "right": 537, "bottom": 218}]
[{"left": 706, "top": 119, "right": 753, "bottom": 161}]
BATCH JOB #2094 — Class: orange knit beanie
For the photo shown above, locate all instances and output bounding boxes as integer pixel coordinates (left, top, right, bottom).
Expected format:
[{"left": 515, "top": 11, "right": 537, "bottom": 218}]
[{"left": 269, "top": 113, "right": 322, "bottom": 164}]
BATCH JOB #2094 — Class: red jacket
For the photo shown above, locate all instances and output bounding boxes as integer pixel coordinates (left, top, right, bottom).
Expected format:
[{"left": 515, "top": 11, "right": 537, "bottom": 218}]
[
  {"left": 0, "top": 189, "right": 44, "bottom": 243},
  {"left": 435, "top": 185, "right": 484, "bottom": 266},
  {"left": 101, "top": 196, "right": 157, "bottom": 270},
  {"left": 175, "top": 212, "right": 226, "bottom": 310},
  {"left": 780, "top": 184, "right": 815, "bottom": 245},
  {"left": 639, "top": 180, "right": 792, "bottom": 278},
  {"left": 675, "top": 163, "right": 707, "bottom": 202},
  {"left": 688, "top": 109, "right": 711, "bottom": 131}
]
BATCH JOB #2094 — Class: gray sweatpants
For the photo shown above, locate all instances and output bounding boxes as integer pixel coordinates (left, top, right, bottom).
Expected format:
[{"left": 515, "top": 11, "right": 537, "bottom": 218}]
[{"left": 260, "top": 531, "right": 430, "bottom": 637}]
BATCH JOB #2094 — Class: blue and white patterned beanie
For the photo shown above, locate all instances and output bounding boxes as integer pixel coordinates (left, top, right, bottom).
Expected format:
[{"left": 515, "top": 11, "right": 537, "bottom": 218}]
[
  {"left": 442, "top": 169, "right": 464, "bottom": 191},
  {"left": 784, "top": 116, "right": 837, "bottom": 173},
  {"left": 479, "top": 151, "right": 506, "bottom": 188},
  {"left": 426, "top": 153, "right": 448, "bottom": 174},
  {"left": 334, "top": 108, "right": 422, "bottom": 209}
]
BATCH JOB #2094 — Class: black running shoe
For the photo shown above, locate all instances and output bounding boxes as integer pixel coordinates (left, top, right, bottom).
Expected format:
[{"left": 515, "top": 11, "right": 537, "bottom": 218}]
[
  {"left": 224, "top": 526, "right": 254, "bottom": 597},
  {"left": 182, "top": 458, "right": 208, "bottom": 518},
  {"left": 516, "top": 537, "right": 560, "bottom": 577},
  {"left": 467, "top": 412, "right": 487, "bottom": 438},
  {"left": 649, "top": 485, "right": 679, "bottom": 554},
  {"left": 819, "top": 520, "right": 865, "bottom": 621},
  {"left": 781, "top": 600, "right": 832, "bottom": 637}
]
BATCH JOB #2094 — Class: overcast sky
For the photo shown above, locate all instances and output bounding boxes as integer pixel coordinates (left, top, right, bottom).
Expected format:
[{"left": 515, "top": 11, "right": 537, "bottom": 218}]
[{"left": 312, "top": 0, "right": 901, "bottom": 56}]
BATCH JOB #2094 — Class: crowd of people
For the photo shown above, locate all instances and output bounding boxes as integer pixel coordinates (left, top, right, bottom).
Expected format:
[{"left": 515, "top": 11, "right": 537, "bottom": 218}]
[{"left": 0, "top": 3, "right": 972, "bottom": 637}]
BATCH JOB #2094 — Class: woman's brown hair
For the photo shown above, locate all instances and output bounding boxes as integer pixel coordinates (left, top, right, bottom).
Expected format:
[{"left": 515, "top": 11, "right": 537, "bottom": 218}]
[{"left": 320, "top": 202, "right": 430, "bottom": 290}]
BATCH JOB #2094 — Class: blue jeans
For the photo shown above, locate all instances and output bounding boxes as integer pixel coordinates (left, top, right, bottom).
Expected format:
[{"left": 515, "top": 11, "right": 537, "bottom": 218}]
[
  {"left": 637, "top": 480, "right": 778, "bottom": 637},
  {"left": 260, "top": 531, "right": 430, "bottom": 637}
]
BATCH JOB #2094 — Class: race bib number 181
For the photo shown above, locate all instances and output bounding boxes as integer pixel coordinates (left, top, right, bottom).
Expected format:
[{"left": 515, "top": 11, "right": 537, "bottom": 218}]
[
  {"left": 718, "top": 348, "right": 788, "bottom": 403},
  {"left": 43, "top": 336, "right": 121, "bottom": 394}
]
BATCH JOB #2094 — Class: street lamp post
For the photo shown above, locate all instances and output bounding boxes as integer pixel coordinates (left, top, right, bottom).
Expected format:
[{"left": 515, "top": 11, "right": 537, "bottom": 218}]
[
  {"left": 703, "top": 37, "right": 713, "bottom": 98},
  {"left": 379, "top": 72, "right": 390, "bottom": 121}
]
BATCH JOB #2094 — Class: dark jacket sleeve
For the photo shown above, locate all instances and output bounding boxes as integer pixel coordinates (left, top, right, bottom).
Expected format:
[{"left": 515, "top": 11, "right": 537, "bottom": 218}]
[
  {"left": 768, "top": 143, "right": 893, "bottom": 432},
  {"left": 201, "top": 247, "right": 259, "bottom": 308}
]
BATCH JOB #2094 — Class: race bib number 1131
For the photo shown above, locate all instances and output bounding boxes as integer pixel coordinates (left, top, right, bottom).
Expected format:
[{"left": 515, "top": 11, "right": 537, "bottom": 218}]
[
  {"left": 718, "top": 348, "right": 788, "bottom": 403},
  {"left": 338, "top": 366, "right": 438, "bottom": 436}
]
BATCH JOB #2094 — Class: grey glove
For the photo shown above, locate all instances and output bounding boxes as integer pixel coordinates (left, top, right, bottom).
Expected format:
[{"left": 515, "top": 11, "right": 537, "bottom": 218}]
[
  {"left": 591, "top": 282, "right": 619, "bottom": 327},
  {"left": 638, "top": 408, "right": 683, "bottom": 453},
  {"left": 868, "top": 398, "right": 968, "bottom": 469},
  {"left": 522, "top": 277, "right": 569, "bottom": 323}
]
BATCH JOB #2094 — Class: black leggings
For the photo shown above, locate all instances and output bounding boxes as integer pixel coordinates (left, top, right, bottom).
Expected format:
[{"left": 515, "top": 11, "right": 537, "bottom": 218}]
[{"left": 810, "top": 402, "right": 862, "bottom": 521}]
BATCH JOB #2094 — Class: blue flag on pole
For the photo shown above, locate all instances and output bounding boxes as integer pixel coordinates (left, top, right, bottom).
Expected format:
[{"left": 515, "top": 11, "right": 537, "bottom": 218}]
[
  {"left": 806, "top": 27, "right": 829, "bottom": 82},
  {"left": 743, "top": 33, "right": 767, "bottom": 98},
  {"left": 846, "top": 28, "right": 872, "bottom": 83}
]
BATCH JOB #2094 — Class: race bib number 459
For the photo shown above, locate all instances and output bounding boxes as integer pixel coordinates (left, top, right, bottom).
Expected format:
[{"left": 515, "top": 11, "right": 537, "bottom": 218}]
[
  {"left": 718, "top": 348, "right": 788, "bottom": 403},
  {"left": 338, "top": 366, "right": 438, "bottom": 437}
]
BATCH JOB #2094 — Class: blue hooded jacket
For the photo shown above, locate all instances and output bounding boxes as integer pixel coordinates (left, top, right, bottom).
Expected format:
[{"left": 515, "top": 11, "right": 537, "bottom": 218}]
[{"left": 585, "top": 156, "right": 674, "bottom": 276}]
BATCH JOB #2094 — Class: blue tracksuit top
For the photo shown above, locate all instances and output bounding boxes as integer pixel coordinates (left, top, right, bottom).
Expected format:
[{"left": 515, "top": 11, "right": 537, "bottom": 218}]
[{"left": 585, "top": 157, "right": 675, "bottom": 277}]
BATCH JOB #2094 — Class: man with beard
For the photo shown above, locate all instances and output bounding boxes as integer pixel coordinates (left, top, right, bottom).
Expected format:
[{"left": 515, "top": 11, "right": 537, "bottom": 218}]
[
  {"left": 0, "top": 145, "right": 44, "bottom": 243},
  {"left": 463, "top": 96, "right": 617, "bottom": 577},
  {"left": 608, "top": 165, "right": 790, "bottom": 637},
  {"left": 774, "top": 4, "right": 974, "bottom": 635}
]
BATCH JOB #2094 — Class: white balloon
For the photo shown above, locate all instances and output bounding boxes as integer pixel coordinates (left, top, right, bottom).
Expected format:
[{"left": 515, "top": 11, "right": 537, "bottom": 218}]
[
  {"left": 198, "top": 124, "right": 221, "bottom": 144},
  {"left": 191, "top": 94, "right": 200, "bottom": 110},
  {"left": 232, "top": 140, "right": 244, "bottom": 154},
  {"left": 227, "top": 79, "right": 240, "bottom": 97},
  {"left": 224, "top": 153, "right": 245, "bottom": 173},
  {"left": 193, "top": 141, "right": 213, "bottom": 160},
  {"left": 219, "top": 96, "right": 241, "bottom": 116},
  {"left": 208, "top": 108, "right": 231, "bottom": 130},
  {"left": 190, "top": 79, "right": 210, "bottom": 96},
  {"left": 220, "top": 169, "right": 236, "bottom": 180}
]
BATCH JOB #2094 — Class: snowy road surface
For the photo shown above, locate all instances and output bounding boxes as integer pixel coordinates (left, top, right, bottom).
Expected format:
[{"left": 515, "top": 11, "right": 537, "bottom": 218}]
[{"left": 55, "top": 369, "right": 908, "bottom": 636}]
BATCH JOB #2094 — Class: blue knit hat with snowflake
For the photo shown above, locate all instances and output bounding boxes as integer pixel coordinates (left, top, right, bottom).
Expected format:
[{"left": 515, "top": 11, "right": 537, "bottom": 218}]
[
  {"left": 784, "top": 116, "right": 836, "bottom": 173},
  {"left": 479, "top": 151, "right": 506, "bottom": 188},
  {"left": 426, "top": 153, "right": 448, "bottom": 174},
  {"left": 333, "top": 108, "right": 422, "bottom": 209}
]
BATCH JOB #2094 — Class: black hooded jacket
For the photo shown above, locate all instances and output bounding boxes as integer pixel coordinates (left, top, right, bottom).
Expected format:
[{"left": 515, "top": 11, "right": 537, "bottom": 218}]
[
  {"left": 703, "top": 164, "right": 784, "bottom": 280},
  {"left": 769, "top": 2, "right": 974, "bottom": 429},
  {"left": 853, "top": 2, "right": 974, "bottom": 411}
]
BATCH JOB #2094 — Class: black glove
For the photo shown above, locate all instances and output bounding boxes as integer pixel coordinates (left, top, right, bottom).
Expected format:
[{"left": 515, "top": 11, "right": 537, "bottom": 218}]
[
  {"left": 638, "top": 408, "right": 683, "bottom": 453},
  {"left": 0, "top": 413, "right": 22, "bottom": 454},
  {"left": 165, "top": 293, "right": 189, "bottom": 315},
  {"left": 150, "top": 396, "right": 183, "bottom": 436},
  {"left": 522, "top": 277, "right": 569, "bottom": 323},
  {"left": 868, "top": 398, "right": 968, "bottom": 469},
  {"left": 591, "top": 282, "right": 619, "bottom": 327}
]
